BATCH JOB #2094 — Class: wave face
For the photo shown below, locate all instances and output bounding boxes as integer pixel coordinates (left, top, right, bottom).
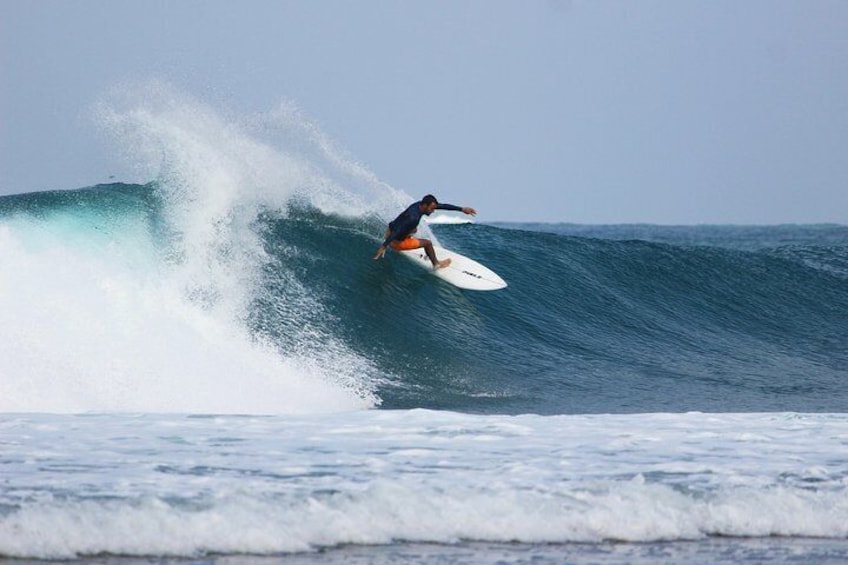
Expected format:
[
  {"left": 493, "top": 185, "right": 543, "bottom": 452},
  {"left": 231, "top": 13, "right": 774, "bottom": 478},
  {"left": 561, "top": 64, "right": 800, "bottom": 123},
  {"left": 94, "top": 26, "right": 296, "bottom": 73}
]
[
  {"left": 2, "top": 181, "right": 847, "bottom": 415},
  {"left": 256, "top": 208, "right": 848, "bottom": 415}
]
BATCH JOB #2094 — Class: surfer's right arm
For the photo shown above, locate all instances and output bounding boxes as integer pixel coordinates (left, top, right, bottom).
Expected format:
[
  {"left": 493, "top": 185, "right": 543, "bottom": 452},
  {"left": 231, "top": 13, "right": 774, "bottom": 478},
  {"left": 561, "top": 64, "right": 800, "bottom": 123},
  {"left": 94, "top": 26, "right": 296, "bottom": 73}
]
[
  {"left": 375, "top": 228, "right": 397, "bottom": 260},
  {"left": 437, "top": 203, "right": 477, "bottom": 216}
]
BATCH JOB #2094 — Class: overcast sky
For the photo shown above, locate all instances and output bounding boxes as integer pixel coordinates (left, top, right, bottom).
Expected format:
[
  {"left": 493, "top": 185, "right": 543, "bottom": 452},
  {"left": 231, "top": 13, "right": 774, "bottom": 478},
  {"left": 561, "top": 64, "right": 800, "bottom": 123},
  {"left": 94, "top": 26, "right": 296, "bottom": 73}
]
[{"left": 2, "top": 0, "right": 846, "bottom": 223}]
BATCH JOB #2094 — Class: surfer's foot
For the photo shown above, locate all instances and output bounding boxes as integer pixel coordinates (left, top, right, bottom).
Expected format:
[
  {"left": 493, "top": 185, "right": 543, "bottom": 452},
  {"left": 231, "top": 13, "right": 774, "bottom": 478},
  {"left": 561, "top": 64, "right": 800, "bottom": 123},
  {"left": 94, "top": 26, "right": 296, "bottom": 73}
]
[{"left": 434, "top": 258, "right": 451, "bottom": 270}]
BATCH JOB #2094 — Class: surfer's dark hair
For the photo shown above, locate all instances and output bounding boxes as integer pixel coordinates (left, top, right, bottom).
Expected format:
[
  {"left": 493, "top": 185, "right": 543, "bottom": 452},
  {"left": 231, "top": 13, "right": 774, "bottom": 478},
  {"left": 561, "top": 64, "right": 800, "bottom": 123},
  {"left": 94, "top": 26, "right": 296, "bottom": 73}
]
[{"left": 422, "top": 194, "right": 438, "bottom": 206}]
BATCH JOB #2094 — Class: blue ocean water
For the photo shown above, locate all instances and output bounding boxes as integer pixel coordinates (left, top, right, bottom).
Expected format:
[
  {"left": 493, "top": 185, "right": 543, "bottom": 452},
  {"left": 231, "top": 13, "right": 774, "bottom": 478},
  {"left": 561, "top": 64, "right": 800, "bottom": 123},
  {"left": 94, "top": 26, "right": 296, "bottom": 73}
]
[
  {"left": 2, "top": 90, "right": 848, "bottom": 562},
  {"left": 2, "top": 182, "right": 847, "bottom": 563}
]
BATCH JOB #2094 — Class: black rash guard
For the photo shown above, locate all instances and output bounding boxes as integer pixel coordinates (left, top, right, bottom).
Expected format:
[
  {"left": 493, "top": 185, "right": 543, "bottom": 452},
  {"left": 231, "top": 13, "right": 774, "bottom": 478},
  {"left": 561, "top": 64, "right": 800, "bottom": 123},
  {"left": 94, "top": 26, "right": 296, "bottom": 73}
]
[{"left": 382, "top": 201, "right": 463, "bottom": 248}]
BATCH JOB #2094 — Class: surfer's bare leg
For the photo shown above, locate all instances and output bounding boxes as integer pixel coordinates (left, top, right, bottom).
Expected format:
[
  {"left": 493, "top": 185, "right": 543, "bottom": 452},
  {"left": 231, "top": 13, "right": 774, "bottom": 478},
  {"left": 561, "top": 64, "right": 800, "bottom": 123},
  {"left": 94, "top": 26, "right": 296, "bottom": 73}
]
[{"left": 420, "top": 239, "right": 451, "bottom": 269}]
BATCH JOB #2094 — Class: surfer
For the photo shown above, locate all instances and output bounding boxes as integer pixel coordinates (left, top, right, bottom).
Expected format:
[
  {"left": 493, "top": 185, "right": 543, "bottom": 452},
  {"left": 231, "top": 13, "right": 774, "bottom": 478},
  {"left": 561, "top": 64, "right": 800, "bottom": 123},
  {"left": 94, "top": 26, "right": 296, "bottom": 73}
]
[{"left": 373, "top": 194, "right": 477, "bottom": 269}]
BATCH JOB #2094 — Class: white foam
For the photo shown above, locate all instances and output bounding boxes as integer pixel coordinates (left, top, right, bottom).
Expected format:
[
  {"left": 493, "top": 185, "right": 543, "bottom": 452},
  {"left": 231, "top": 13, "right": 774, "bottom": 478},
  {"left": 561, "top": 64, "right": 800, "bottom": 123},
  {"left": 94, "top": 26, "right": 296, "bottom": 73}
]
[
  {"left": 1, "top": 411, "right": 847, "bottom": 558},
  {"left": 0, "top": 82, "right": 408, "bottom": 414},
  {"left": 0, "top": 219, "right": 371, "bottom": 414}
]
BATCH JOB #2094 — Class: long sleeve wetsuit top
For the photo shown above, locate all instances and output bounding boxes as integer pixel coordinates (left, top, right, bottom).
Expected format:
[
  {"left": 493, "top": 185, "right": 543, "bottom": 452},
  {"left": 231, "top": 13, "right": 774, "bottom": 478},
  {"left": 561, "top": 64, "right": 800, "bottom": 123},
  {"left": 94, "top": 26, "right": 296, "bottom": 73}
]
[{"left": 382, "top": 201, "right": 463, "bottom": 247}]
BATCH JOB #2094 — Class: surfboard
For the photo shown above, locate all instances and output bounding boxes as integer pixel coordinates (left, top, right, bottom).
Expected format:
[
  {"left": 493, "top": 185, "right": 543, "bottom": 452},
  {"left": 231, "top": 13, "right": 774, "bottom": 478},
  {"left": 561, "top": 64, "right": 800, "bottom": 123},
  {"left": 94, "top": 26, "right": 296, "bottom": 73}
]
[{"left": 399, "top": 245, "right": 507, "bottom": 291}]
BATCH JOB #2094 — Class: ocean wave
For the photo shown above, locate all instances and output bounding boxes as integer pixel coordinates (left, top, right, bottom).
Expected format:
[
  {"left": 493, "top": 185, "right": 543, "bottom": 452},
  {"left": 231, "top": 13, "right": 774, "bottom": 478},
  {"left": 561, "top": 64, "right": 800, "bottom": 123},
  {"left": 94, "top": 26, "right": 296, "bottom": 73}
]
[
  {"left": 1, "top": 82, "right": 846, "bottom": 415},
  {"left": 2, "top": 184, "right": 848, "bottom": 414}
]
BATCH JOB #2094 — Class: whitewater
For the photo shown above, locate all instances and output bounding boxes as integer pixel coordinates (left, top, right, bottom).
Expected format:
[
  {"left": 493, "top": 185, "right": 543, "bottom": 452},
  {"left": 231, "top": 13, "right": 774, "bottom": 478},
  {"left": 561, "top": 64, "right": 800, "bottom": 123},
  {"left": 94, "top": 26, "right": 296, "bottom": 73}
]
[{"left": 2, "top": 83, "right": 848, "bottom": 563}]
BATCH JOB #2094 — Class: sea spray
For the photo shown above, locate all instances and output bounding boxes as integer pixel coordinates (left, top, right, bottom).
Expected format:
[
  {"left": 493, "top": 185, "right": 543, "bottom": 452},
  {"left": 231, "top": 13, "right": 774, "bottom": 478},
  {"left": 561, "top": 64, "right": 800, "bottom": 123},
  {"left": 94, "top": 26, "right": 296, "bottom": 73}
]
[{"left": 0, "top": 82, "right": 417, "bottom": 413}]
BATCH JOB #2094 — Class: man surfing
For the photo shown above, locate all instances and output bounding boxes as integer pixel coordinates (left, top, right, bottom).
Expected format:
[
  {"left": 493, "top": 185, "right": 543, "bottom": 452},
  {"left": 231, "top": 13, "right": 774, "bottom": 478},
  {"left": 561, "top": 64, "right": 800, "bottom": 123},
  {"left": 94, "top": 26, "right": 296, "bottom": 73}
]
[{"left": 373, "top": 194, "right": 477, "bottom": 269}]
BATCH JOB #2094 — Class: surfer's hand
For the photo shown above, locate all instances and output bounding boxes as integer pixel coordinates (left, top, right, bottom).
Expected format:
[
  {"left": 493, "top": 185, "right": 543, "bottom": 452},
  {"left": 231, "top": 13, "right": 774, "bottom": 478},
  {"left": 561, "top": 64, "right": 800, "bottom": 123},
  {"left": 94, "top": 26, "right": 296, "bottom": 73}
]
[
  {"left": 463, "top": 207, "right": 477, "bottom": 216},
  {"left": 373, "top": 246, "right": 387, "bottom": 260}
]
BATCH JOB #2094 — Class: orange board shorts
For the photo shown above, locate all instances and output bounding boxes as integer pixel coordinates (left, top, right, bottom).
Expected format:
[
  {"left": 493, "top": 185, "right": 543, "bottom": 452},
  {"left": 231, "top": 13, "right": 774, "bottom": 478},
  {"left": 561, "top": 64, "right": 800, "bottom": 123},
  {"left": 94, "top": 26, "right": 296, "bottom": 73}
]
[{"left": 389, "top": 237, "right": 422, "bottom": 251}]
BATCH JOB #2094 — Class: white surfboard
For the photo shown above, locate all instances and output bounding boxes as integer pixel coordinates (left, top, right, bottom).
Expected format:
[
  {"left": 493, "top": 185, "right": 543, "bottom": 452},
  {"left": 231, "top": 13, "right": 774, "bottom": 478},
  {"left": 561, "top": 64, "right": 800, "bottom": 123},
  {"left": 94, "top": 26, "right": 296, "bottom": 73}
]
[{"left": 399, "top": 245, "right": 507, "bottom": 291}]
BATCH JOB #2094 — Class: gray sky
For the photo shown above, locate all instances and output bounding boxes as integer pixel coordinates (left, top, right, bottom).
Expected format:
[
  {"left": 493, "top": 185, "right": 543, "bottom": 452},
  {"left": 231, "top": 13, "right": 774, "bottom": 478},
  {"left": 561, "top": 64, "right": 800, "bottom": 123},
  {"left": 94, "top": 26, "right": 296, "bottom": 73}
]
[{"left": 2, "top": 0, "right": 846, "bottom": 223}]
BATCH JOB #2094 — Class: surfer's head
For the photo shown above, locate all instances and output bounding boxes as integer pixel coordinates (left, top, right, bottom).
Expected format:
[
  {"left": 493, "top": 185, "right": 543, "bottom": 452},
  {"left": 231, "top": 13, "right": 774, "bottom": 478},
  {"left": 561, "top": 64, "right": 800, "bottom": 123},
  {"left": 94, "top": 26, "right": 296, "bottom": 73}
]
[{"left": 421, "top": 194, "right": 439, "bottom": 215}]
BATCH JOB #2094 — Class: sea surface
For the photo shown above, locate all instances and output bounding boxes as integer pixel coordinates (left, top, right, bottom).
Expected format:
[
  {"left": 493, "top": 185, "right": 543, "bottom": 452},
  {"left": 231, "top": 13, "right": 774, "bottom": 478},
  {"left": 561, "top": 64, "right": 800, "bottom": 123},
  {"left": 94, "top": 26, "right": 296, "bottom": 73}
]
[{"left": 2, "top": 90, "right": 848, "bottom": 563}]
